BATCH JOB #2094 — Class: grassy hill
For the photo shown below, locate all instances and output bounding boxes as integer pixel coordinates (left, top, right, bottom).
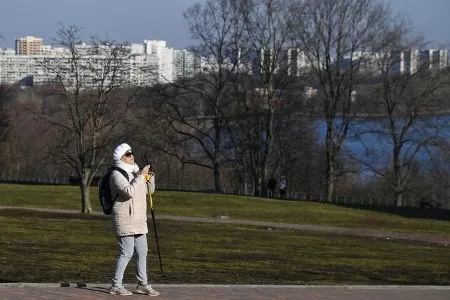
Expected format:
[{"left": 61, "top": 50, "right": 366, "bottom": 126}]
[
  {"left": 0, "top": 183, "right": 449, "bottom": 284},
  {"left": 0, "top": 183, "right": 449, "bottom": 237}
]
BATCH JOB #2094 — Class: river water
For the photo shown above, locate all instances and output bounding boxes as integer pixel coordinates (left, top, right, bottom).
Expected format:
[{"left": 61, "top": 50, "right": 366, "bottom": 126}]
[{"left": 314, "top": 115, "right": 450, "bottom": 167}]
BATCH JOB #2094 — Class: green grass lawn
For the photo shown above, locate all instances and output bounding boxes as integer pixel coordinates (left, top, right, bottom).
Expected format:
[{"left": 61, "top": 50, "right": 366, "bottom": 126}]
[
  {"left": 0, "top": 183, "right": 449, "bottom": 237},
  {"left": 0, "top": 209, "right": 449, "bottom": 285}
]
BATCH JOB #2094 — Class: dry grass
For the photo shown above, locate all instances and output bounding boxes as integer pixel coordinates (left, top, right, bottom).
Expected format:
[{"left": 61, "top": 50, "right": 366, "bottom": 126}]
[{"left": 0, "top": 209, "right": 449, "bottom": 285}]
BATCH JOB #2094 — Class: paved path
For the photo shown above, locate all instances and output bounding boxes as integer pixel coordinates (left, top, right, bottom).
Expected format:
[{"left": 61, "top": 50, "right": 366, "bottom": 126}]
[
  {"left": 1, "top": 284, "right": 450, "bottom": 300},
  {"left": 0, "top": 206, "right": 449, "bottom": 245}
]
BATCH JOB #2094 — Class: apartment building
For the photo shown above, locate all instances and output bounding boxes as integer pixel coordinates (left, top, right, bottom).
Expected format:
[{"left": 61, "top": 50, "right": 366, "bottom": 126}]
[
  {"left": 173, "top": 49, "right": 200, "bottom": 80},
  {"left": 391, "top": 49, "right": 449, "bottom": 75},
  {"left": 2, "top": 36, "right": 449, "bottom": 87},
  {"left": 278, "top": 48, "right": 309, "bottom": 77},
  {"left": 0, "top": 39, "right": 180, "bottom": 86},
  {"left": 0, "top": 55, "right": 35, "bottom": 84},
  {"left": 421, "top": 49, "right": 449, "bottom": 71},
  {"left": 143, "top": 40, "right": 175, "bottom": 83},
  {"left": 15, "top": 36, "right": 43, "bottom": 55}
]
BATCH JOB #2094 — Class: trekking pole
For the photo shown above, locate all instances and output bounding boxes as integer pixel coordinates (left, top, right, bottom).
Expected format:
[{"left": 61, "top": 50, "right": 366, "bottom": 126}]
[
  {"left": 142, "top": 154, "right": 163, "bottom": 275},
  {"left": 148, "top": 191, "right": 164, "bottom": 275}
]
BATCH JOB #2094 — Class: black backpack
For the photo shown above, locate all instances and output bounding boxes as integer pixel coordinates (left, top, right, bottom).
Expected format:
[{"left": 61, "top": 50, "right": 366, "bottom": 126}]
[{"left": 98, "top": 167, "right": 129, "bottom": 215}]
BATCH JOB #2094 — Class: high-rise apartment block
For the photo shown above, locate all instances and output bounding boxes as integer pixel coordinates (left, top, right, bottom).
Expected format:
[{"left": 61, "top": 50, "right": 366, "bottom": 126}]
[
  {"left": 173, "top": 49, "right": 200, "bottom": 80},
  {"left": 1, "top": 38, "right": 179, "bottom": 85},
  {"left": 390, "top": 49, "right": 449, "bottom": 75},
  {"left": 15, "top": 36, "right": 43, "bottom": 55},
  {"left": 1, "top": 34, "right": 449, "bottom": 87},
  {"left": 278, "top": 49, "right": 309, "bottom": 77},
  {"left": 144, "top": 40, "right": 174, "bottom": 82}
]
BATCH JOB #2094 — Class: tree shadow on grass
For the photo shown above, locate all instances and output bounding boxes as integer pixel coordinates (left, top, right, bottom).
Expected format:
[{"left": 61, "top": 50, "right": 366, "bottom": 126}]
[
  {"left": 335, "top": 203, "right": 450, "bottom": 221},
  {"left": 0, "top": 209, "right": 106, "bottom": 220}
]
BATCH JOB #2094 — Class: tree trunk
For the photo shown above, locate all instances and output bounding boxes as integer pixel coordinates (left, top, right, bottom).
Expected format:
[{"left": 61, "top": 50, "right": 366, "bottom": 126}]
[
  {"left": 80, "top": 175, "right": 92, "bottom": 213},
  {"left": 254, "top": 176, "right": 264, "bottom": 197},
  {"left": 252, "top": 175, "right": 258, "bottom": 196},
  {"left": 326, "top": 124, "right": 336, "bottom": 203},
  {"left": 326, "top": 170, "right": 335, "bottom": 203},
  {"left": 395, "top": 192, "right": 403, "bottom": 207},
  {"left": 261, "top": 177, "right": 268, "bottom": 198},
  {"left": 214, "top": 162, "right": 223, "bottom": 193}
]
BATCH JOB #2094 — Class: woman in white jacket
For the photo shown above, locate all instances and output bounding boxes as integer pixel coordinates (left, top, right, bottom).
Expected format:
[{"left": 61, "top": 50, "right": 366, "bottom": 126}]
[{"left": 108, "top": 143, "right": 159, "bottom": 296}]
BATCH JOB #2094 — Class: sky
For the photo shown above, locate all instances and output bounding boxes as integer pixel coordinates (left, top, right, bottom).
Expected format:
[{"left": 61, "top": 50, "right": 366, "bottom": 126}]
[{"left": 0, "top": 0, "right": 449, "bottom": 50}]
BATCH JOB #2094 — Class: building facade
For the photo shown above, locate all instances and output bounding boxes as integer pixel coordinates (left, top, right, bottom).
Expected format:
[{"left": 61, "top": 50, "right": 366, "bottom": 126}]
[
  {"left": 390, "top": 49, "right": 449, "bottom": 75},
  {"left": 1, "top": 38, "right": 187, "bottom": 86},
  {"left": 15, "top": 36, "right": 43, "bottom": 55},
  {"left": 2, "top": 35, "right": 449, "bottom": 87}
]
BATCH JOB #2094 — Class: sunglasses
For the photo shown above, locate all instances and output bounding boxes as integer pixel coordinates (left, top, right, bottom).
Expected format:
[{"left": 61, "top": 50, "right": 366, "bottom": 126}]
[{"left": 124, "top": 152, "right": 134, "bottom": 157}]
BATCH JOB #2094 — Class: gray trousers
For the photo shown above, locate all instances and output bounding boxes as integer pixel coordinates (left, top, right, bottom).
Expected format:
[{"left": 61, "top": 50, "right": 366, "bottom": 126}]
[{"left": 112, "top": 234, "right": 148, "bottom": 287}]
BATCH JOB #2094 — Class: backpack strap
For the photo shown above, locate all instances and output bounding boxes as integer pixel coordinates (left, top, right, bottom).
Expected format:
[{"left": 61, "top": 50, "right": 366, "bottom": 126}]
[
  {"left": 109, "top": 167, "right": 129, "bottom": 201},
  {"left": 110, "top": 167, "right": 129, "bottom": 182}
]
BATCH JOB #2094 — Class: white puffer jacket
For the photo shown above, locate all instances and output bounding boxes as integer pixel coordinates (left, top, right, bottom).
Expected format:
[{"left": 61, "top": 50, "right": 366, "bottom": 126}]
[{"left": 109, "top": 169, "right": 155, "bottom": 237}]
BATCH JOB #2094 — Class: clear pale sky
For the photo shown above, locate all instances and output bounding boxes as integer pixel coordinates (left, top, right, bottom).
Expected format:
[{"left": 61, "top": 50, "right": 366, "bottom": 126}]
[{"left": 0, "top": 0, "right": 449, "bottom": 49}]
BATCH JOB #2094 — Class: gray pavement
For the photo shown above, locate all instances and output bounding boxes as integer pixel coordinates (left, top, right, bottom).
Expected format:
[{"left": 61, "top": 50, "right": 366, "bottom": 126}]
[{"left": 0, "top": 284, "right": 450, "bottom": 300}]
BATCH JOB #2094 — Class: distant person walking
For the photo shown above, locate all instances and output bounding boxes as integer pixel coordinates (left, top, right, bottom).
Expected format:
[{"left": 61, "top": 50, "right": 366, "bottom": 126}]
[
  {"left": 279, "top": 176, "right": 287, "bottom": 199},
  {"left": 268, "top": 176, "right": 277, "bottom": 198},
  {"left": 108, "top": 143, "right": 160, "bottom": 296}
]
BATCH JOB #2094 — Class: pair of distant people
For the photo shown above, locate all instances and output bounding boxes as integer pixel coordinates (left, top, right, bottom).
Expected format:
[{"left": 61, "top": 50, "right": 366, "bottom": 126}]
[{"left": 268, "top": 175, "right": 287, "bottom": 199}]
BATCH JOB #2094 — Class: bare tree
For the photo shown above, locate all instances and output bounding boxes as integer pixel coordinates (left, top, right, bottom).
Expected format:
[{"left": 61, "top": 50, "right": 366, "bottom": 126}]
[
  {"left": 36, "top": 24, "right": 139, "bottom": 213},
  {"left": 0, "top": 86, "right": 67, "bottom": 180},
  {"left": 424, "top": 140, "right": 450, "bottom": 209},
  {"left": 0, "top": 84, "right": 14, "bottom": 142},
  {"left": 225, "top": 0, "right": 300, "bottom": 197},
  {"left": 132, "top": 84, "right": 208, "bottom": 186},
  {"left": 295, "top": 0, "right": 396, "bottom": 202},
  {"left": 151, "top": 0, "right": 248, "bottom": 193},
  {"left": 0, "top": 84, "right": 15, "bottom": 175},
  {"left": 353, "top": 40, "right": 450, "bottom": 207}
]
